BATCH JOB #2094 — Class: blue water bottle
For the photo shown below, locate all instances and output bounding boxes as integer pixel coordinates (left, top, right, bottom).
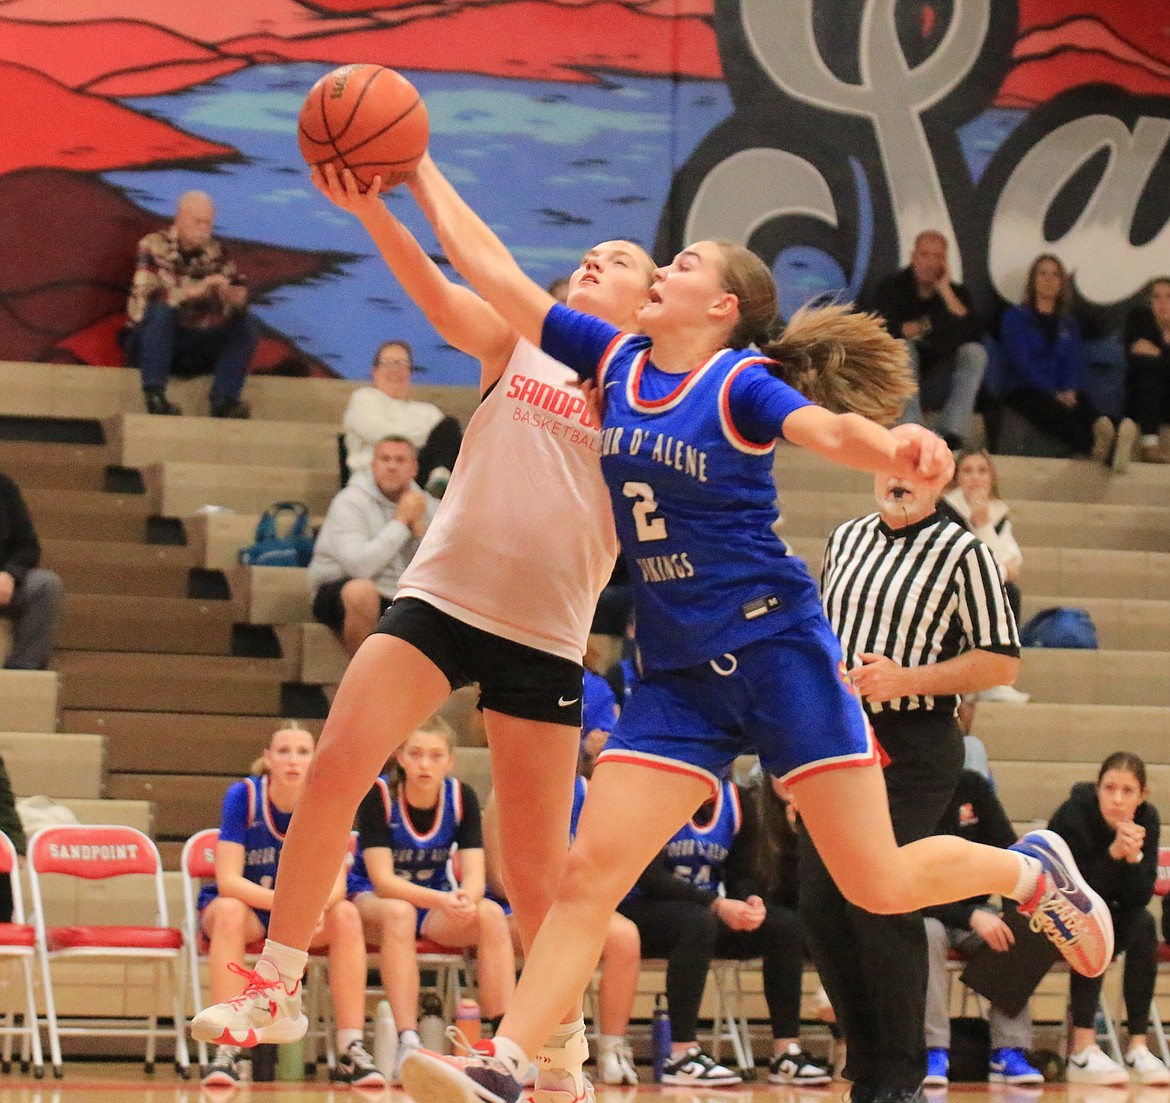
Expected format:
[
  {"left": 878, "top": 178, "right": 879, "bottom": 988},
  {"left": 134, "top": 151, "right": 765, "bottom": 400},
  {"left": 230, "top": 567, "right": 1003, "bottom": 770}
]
[{"left": 652, "top": 994, "right": 671, "bottom": 1082}]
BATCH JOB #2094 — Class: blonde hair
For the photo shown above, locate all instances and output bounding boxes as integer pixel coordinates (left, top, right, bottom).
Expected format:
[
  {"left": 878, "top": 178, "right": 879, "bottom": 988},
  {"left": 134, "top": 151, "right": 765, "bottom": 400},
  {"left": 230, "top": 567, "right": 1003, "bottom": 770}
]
[
  {"left": 952, "top": 447, "right": 1002, "bottom": 499},
  {"left": 250, "top": 722, "right": 310, "bottom": 776},
  {"left": 763, "top": 303, "right": 915, "bottom": 426},
  {"left": 713, "top": 243, "right": 915, "bottom": 426}
]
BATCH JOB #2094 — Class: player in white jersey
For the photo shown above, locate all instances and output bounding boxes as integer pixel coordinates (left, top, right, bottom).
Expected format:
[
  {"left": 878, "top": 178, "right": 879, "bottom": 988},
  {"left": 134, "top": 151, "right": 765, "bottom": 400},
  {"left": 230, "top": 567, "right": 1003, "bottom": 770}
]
[{"left": 191, "top": 167, "right": 655, "bottom": 1095}]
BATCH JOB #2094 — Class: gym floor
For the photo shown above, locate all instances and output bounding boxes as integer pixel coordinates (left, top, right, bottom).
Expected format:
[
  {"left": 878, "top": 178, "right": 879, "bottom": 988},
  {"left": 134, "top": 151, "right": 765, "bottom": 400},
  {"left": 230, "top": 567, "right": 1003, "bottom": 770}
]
[{"left": 0, "top": 1069, "right": 1164, "bottom": 1103}]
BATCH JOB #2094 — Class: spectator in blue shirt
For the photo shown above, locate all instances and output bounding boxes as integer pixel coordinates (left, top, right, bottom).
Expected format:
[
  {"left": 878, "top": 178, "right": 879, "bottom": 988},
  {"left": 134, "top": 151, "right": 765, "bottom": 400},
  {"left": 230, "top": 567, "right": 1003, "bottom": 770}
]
[{"left": 999, "top": 254, "right": 1137, "bottom": 470}]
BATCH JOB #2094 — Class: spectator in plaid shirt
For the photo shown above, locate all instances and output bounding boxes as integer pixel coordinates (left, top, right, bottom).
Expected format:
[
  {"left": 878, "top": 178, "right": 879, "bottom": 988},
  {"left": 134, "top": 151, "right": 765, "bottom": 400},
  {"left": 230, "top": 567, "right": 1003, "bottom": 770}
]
[{"left": 124, "top": 190, "right": 257, "bottom": 417}]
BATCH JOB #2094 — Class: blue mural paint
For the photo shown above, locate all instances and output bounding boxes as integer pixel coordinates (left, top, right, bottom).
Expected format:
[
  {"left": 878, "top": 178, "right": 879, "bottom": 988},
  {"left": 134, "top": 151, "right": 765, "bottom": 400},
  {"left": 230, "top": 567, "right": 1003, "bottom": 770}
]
[{"left": 103, "top": 64, "right": 733, "bottom": 385}]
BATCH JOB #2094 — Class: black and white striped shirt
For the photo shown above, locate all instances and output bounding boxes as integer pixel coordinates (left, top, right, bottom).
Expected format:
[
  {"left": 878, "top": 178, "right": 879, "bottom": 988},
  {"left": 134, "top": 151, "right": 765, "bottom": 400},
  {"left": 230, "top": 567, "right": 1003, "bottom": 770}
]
[{"left": 821, "top": 510, "right": 1019, "bottom": 714}]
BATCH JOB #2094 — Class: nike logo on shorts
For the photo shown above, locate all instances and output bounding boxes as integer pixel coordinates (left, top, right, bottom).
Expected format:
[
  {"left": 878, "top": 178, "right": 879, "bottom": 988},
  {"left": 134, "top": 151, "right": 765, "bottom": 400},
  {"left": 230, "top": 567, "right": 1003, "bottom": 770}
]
[{"left": 558, "top": 696, "right": 580, "bottom": 707}]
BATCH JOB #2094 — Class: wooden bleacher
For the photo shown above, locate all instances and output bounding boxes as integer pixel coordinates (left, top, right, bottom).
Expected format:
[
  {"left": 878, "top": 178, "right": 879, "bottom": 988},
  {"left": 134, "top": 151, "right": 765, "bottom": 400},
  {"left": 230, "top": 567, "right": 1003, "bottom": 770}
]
[{"left": 0, "top": 361, "right": 484, "bottom": 878}]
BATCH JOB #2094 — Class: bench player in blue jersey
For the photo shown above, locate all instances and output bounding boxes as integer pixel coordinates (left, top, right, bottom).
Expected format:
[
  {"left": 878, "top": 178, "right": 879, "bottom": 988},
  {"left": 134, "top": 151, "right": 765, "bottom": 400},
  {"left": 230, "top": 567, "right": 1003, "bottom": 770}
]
[
  {"left": 196, "top": 727, "right": 381, "bottom": 1088},
  {"left": 344, "top": 155, "right": 1116, "bottom": 1103},
  {"left": 348, "top": 718, "right": 514, "bottom": 1082}
]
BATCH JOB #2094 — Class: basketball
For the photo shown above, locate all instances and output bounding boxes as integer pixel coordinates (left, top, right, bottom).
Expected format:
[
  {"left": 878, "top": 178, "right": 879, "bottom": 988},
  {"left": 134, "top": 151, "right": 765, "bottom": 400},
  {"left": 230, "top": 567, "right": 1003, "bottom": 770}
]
[{"left": 297, "top": 64, "right": 429, "bottom": 192}]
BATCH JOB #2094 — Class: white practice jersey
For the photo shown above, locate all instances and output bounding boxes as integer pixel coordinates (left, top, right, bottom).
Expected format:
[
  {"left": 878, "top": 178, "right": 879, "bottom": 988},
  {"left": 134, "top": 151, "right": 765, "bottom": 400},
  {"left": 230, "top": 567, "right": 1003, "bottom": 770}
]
[{"left": 396, "top": 338, "right": 617, "bottom": 662}]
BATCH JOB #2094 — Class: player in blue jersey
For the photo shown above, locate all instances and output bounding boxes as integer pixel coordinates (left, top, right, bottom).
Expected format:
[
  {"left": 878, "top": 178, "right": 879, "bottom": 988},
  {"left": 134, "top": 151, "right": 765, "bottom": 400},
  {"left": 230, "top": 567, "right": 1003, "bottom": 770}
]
[
  {"left": 197, "top": 727, "right": 382, "bottom": 1088},
  {"left": 349, "top": 718, "right": 515, "bottom": 1081},
  {"left": 343, "top": 155, "right": 1115, "bottom": 1103}
]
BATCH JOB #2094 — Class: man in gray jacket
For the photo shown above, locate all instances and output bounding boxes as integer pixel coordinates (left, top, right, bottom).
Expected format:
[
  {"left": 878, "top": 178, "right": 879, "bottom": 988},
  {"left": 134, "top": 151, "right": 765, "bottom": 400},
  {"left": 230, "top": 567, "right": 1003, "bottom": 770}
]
[{"left": 309, "top": 435, "right": 439, "bottom": 655}]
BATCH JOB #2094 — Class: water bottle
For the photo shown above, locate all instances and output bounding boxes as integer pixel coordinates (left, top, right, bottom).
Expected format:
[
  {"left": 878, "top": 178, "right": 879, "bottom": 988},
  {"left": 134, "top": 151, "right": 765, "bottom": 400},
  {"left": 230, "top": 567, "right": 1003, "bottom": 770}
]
[
  {"left": 651, "top": 995, "right": 671, "bottom": 1083},
  {"left": 276, "top": 1036, "right": 305, "bottom": 1081},
  {"left": 418, "top": 993, "right": 448, "bottom": 1054},
  {"left": 252, "top": 1043, "right": 278, "bottom": 1082},
  {"left": 374, "top": 999, "right": 398, "bottom": 1079},
  {"left": 456, "top": 997, "right": 482, "bottom": 1047}
]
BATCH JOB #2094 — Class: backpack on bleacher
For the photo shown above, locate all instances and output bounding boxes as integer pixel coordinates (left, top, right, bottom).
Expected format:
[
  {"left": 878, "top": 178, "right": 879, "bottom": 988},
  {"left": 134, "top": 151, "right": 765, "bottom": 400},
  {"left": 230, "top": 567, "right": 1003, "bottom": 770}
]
[
  {"left": 239, "top": 501, "right": 316, "bottom": 568},
  {"left": 1019, "top": 606, "right": 1098, "bottom": 649}
]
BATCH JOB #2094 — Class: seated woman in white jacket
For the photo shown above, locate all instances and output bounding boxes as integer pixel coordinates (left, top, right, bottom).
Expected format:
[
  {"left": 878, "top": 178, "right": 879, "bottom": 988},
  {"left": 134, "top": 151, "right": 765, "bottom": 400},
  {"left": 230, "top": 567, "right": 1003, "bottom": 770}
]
[
  {"left": 342, "top": 340, "right": 463, "bottom": 494},
  {"left": 942, "top": 449, "right": 1027, "bottom": 704}
]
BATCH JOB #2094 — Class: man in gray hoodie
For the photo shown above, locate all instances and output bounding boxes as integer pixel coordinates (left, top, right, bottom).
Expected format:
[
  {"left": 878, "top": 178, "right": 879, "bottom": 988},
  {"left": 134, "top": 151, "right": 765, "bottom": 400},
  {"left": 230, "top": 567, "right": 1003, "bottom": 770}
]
[{"left": 309, "top": 435, "right": 439, "bottom": 655}]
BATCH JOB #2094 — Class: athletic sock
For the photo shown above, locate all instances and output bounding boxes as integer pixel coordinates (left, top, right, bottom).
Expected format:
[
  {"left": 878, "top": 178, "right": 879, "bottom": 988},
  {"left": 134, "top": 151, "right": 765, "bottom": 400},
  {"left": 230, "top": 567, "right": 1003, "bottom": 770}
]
[
  {"left": 544, "top": 1018, "right": 586, "bottom": 1048},
  {"left": 258, "top": 938, "right": 308, "bottom": 988},
  {"left": 1007, "top": 853, "right": 1042, "bottom": 904},
  {"left": 337, "top": 1028, "right": 363, "bottom": 1052}
]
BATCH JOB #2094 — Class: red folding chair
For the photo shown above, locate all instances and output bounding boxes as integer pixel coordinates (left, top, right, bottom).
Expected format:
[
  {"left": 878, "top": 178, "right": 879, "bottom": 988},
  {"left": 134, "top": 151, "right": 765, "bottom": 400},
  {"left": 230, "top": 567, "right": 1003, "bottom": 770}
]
[
  {"left": 27, "top": 824, "right": 190, "bottom": 1079},
  {"left": 0, "top": 830, "right": 42, "bottom": 1077}
]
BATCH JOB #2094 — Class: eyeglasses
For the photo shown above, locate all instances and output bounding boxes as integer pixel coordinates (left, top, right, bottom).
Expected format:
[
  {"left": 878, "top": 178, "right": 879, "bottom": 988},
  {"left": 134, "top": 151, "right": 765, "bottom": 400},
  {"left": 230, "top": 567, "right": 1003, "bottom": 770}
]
[{"left": 375, "top": 358, "right": 412, "bottom": 369}]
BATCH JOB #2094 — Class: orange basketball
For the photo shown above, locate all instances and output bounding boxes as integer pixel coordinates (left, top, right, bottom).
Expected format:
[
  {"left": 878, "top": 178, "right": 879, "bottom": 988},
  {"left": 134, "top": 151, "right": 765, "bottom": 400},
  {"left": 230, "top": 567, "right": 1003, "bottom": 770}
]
[{"left": 297, "top": 64, "right": 429, "bottom": 192}]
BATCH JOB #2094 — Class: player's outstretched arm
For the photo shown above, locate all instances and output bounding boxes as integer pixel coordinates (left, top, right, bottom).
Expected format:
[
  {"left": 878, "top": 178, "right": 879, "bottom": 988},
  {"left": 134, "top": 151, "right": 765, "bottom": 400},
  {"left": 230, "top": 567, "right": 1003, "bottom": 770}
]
[
  {"left": 313, "top": 165, "right": 514, "bottom": 383},
  {"left": 783, "top": 407, "right": 953, "bottom": 489},
  {"left": 407, "top": 154, "right": 555, "bottom": 350}
]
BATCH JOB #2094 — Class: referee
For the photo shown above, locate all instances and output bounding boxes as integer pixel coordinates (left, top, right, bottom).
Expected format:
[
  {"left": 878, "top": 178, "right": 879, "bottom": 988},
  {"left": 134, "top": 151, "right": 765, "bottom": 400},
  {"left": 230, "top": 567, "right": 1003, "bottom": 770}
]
[{"left": 800, "top": 470, "right": 1021, "bottom": 1103}]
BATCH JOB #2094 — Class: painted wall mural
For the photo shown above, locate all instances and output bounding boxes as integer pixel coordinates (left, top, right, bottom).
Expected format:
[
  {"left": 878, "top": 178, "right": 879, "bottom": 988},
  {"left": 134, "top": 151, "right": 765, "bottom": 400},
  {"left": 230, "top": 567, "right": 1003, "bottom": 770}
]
[{"left": 0, "top": 0, "right": 1166, "bottom": 387}]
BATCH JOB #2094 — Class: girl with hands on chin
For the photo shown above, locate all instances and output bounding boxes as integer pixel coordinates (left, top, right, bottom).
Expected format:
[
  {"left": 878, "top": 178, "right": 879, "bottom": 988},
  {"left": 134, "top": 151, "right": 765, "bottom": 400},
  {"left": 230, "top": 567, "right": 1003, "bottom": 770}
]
[{"left": 1049, "top": 752, "right": 1168, "bottom": 1085}]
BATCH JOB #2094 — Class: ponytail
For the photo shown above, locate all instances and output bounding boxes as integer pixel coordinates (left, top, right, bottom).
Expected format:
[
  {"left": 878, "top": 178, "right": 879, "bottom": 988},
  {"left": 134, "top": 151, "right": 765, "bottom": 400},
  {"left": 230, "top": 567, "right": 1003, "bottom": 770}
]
[
  {"left": 760, "top": 302, "right": 915, "bottom": 427},
  {"left": 711, "top": 242, "right": 914, "bottom": 426}
]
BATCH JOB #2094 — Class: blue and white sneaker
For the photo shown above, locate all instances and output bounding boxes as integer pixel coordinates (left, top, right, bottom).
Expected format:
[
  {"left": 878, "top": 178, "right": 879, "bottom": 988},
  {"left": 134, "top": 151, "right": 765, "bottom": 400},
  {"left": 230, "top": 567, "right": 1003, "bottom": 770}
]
[
  {"left": 1010, "top": 829, "right": 1113, "bottom": 977},
  {"left": 989, "top": 1047, "right": 1044, "bottom": 1085},
  {"left": 402, "top": 1045, "right": 524, "bottom": 1103},
  {"left": 923, "top": 1048, "right": 949, "bottom": 1087}
]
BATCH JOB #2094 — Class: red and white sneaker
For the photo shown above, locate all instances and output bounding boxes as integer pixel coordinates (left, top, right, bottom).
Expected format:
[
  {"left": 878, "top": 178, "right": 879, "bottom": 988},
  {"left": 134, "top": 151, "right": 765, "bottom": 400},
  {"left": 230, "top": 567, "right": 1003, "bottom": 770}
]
[
  {"left": 190, "top": 961, "right": 307, "bottom": 1046},
  {"left": 1012, "top": 829, "right": 1114, "bottom": 977}
]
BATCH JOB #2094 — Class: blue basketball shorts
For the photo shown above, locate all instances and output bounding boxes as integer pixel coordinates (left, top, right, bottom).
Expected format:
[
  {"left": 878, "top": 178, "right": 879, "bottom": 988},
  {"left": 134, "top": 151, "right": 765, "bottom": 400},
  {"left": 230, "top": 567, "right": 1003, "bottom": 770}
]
[{"left": 596, "top": 612, "right": 876, "bottom": 796}]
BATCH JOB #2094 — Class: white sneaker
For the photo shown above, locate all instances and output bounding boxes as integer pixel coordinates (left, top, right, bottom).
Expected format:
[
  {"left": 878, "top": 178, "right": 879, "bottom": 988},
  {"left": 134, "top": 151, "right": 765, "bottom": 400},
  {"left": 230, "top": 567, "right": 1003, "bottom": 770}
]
[
  {"left": 1112, "top": 418, "right": 1138, "bottom": 474},
  {"left": 202, "top": 1044, "right": 243, "bottom": 1086},
  {"left": 189, "top": 962, "right": 307, "bottom": 1046},
  {"left": 768, "top": 1044, "right": 831, "bottom": 1085},
  {"left": 597, "top": 1040, "right": 638, "bottom": 1085},
  {"left": 1091, "top": 417, "right": 1116, "bottom": 464},
  {"left": 392, "top": 1029, "right": 421, "bottom": 1085},
  {"left": 660, "top": 1045, "right": 742, "bottom": 1086},
  {"left": 979, "top": 684, "right": 1030, "bottom": 704},
  {"left": 1066, "top": 1045, "right": 1129, "bottom": 1085},
  {"left": 1126, "top": 1045, "right": 1170, "bottom": 1085}
]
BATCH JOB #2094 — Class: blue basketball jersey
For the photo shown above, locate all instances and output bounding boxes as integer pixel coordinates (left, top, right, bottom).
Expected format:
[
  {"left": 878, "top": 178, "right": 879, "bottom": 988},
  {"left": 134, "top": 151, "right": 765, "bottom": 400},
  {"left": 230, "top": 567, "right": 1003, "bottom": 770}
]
[
  {"left": 197, "top": 775, "right": 290, "bottom": 911},
  {"left": 569, "top": 774, "right": 587, "bottom": 841},
  {"left": 660, "top": 780, "right": 741, "bottom": 894},
  {"left": 351, "top": 775, "right": 464, "bottom": 893},
  {"left": 542, "top": 304, "right": 823, "bottom": 672}
]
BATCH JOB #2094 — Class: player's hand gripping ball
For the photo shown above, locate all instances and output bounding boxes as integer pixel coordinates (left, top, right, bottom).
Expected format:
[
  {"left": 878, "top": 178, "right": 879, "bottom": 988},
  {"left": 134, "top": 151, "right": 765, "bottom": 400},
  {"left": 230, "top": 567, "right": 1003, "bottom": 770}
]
[{"left": 298, "top": 64, "right": 429, "bottom": 192}]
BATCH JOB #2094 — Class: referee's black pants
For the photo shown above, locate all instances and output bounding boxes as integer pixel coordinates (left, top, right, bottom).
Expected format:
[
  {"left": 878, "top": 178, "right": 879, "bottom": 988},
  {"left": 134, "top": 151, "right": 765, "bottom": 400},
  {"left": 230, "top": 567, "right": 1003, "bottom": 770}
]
[{"left": 799, "top": 710, "right": 964, "bottom": 1093}]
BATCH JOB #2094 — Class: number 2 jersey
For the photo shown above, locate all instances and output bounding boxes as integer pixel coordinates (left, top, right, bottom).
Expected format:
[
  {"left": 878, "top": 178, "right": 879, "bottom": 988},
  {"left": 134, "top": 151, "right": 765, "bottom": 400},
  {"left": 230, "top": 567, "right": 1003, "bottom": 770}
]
[{"left": 541, "top": 303, "right": 824, "bottom": 673}]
